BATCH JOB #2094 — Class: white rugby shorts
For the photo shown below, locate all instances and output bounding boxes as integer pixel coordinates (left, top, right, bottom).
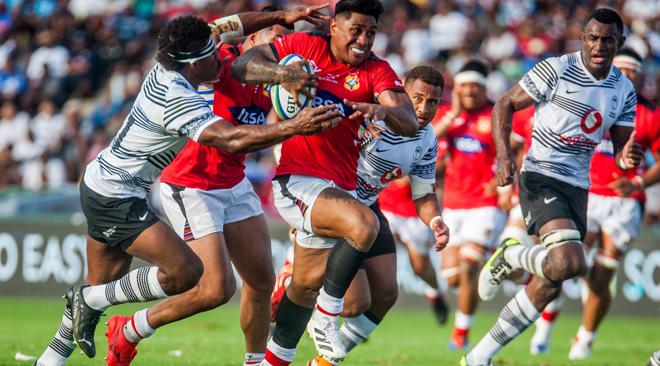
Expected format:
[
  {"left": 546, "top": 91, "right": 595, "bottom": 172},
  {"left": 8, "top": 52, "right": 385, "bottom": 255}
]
[
  {"left": 508, "top": 204, "right": 524, "bottom": 222},
  {"left": 160, "top": 177, "right": 263, "bottom": 241},
  {"left": 272, "top": 174, "right": 356, "bottom": 249},
  {"left": 381, "top": 210, "right": 434, "bottom": 254},
  {"left": 586, "top": 193, "right": 642, "bottom": 251},
  {"left": 645, "top": 184, "right": 660, "bottom": 215},
  {"left": 443, "top": 206, "right": 507, "bottom": 248}
]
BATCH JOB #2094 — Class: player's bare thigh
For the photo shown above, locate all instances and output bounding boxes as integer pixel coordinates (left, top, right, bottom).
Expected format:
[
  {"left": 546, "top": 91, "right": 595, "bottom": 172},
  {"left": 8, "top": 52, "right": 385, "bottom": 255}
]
[{"left": 309, "top": 187, "right": 379, "bottom": 251}]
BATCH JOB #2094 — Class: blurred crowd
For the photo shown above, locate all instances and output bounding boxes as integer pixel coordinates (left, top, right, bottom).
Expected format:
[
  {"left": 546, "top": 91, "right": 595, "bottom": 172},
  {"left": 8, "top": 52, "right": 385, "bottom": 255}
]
[{"left": 2, "top": 0, "right": 660, "bottom": 201}]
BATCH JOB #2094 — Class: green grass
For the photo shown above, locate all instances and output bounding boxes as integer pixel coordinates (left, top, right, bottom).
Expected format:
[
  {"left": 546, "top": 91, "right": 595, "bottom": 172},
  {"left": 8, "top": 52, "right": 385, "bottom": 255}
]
[{"left": 0, "top": 297, "right": 655, "bottom": 366}]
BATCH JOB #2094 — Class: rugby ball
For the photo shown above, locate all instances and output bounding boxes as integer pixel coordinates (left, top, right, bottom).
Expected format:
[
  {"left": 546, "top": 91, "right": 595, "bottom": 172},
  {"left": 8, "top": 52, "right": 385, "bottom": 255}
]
[{"left": 271, "top": 54, "right": 315, "bottom": 120}]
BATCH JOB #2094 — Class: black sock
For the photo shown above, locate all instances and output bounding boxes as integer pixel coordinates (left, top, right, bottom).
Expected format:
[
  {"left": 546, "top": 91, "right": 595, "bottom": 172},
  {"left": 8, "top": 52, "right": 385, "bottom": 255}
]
[
  {"left": 324, "top": 238, "right": 368, "bottom": 298},
  {"left": 272, "top": 292, "right": 314, "bottom": 349},
  {"left": 363, "top": 310, "right": 382, "bottom": 325}
]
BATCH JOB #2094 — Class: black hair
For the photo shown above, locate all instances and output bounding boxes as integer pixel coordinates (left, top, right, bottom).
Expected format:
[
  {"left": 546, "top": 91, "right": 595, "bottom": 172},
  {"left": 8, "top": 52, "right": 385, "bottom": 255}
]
[
  {"left": 260, "top": 5, "right": 295, "bottom": 31},
  {"left": 616, "top": 48, "right": 643, "bottom": 62},
  {"left": 405, "top": 66, "right": 445, "bottom": 90},
  {"left": 584, "top": 8, "right": 624, "bottom": 35},
  {"left": 458, "top": 59, "right": 490, "bottom": 77},
  {"left": 156, "top": 15, "right": 212, "bottom": 71},
  {"left": 335, "top": 0, "right": 384, "bottom": 23}
]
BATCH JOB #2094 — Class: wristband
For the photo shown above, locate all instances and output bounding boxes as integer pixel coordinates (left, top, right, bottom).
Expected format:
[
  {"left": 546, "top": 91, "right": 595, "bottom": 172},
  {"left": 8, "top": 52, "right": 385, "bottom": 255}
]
[
  {"left": 634, "top": 175, "right": 646, "bottom": 191},
  {"left": 619, "top": 157, "right": 631, "bottom": 170},
  {"left": 429, "top": 216, "right": 444, "bottom": 229}
]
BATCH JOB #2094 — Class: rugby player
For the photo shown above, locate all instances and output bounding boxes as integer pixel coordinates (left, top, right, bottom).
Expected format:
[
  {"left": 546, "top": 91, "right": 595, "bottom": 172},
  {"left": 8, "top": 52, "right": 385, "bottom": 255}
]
[
  {"left": 432, "top": 60, "right": 506, "bottom": 351},
  {"left": 32, "top": 14, "right": 341, "bottom": 366},
  {"left": 230, "top": 0, "right": 419, "bottom": 363},
  {"left": 378, "top": 179, "right": 450, "bottom": 325},
  {"left": 303, "top": 65, "right": 449, "bottom": 366},
  {"left": 528, "top": 48, "right": 660, "bottom": 360},
  {"left": 463, "top": 9, "right": 642, "bottom": 365}
]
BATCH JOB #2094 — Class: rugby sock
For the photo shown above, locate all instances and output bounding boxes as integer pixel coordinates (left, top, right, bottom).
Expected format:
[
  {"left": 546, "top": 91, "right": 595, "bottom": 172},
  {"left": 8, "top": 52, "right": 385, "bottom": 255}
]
[
  {"left": 452, "top": 310, "right": 475, "bottom": 339},
  {"left": 269, "top": 292, "right": 314, "bottom": 364},
  {"left": 82, "top": 267, "right": 168, "bottom": 311},
  {"left": 503, "top": 244, "right": 547, "bottom": 279},
  {"left": 264, "top": 339, "right": 296, "bottom": 366},
  {"left": 316, "top": 287, "right": 344, "bottom": 316},
  {"left": 123, "top": 308, "right": 156, "bottom": 343},
  {"left": 35, "top": 306, "right": 76, "bottom": 366},
  {"left": 424, "top": 285, "right": 442, "bottom": 301},
  {"left": 338, "top": 311, "right": 380, "bottom": 353},
  {"left": 244, "top": 353, "right": 265, "bottom": 366},
  {"left": 466, "top": 289, "right": 541, "bottom": 365},
  {"left": 574, "top": 325, "right": 596, "bottom": 346},
  {"left": 323, "top": 238, "right": 368, "bottom": 298},
  {"left": 532, "top": 294, "right": 565, "bottom": 346}
]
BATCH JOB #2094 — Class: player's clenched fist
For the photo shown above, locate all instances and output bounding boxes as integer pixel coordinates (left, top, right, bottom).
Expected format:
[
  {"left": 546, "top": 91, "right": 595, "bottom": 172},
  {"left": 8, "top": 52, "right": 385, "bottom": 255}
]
[
  {"left": 288, "top": 104, "right": 342, "bottom": 135},
  {"left": 281, "top": 60, "right": 319, "bottom": 107},
  {"left": 431, "top": 217, "right": 450, "bottom": 252},
  {"left": 621, "top": 131, "right": 643, "bottom": 169},
  {"left": 495, "top": 155, "right": 517, "bottom": 186}
]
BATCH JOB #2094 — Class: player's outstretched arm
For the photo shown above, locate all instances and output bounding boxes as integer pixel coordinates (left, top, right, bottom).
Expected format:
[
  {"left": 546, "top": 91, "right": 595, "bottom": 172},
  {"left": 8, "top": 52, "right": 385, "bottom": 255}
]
[
  {"left": 492, "top": 83, "right": 535, "bottom": 186},
  {"left": 230, "top": 44, "right": 318, "bottom": 105},
  {"left": 344, "top": 90, "right": 418, "bottom": 137},
  {"left": 197, "top": 104, "right": 341, "bottom": 154},
  {"left": 210, "top": 4, "right": 330, "bottom": 42},
  {"left": 412, "top": 184, "right": 449, "bottom": 251},
  {"left": 611, "top": 126, "right": 643, "bottom": 170}
]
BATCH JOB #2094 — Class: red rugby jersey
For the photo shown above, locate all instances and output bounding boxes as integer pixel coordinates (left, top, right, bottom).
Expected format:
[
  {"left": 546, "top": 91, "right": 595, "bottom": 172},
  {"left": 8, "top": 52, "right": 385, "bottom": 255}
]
[
  {"left": 161, "top": 44, "right": 271, "bottom": 190},
  {"left": 512, "top": 106, "right": 534, "bottom": 155},
  {"left": 272, "top": 32, "right": 405, "bottom": 191},
  {"left": 378, "top": 179, "right": 417, "bottom": 218},
  {"left": 433, "top": 104, "right": 498, "bottom": 209},
  {"left": 590, "top": 94, "right": 660, "bottom": 199}
]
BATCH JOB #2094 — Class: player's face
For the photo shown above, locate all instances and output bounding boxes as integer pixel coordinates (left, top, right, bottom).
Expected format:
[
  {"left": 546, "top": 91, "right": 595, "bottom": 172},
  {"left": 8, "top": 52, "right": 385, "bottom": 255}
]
[
  {"left": 456, "top": 82, "right": 487, "bottom": 112},
  {"left": 193, "top": 48, "right": 222, "bottom": 83},
  {"left": 581, "top": 20, "right": 625, "bottom": 77},
  {"left": 330, "top": 13, "right": 377, "bottom": 65},
  {"left": 405, "top": 79, "right": 442, "bottom": 129},
  {"left": 620, "top": 67, "right": 642, "bottom": 91}
]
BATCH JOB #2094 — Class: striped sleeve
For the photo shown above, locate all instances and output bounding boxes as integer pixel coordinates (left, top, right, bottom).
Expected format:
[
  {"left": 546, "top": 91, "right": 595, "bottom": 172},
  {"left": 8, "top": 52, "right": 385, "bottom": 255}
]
[
  {"left": 519, "top": 56, "right": 562, "bottom": 102},
  {"left": 165, "top": 84, "right": 221, "bottom": 141},
  {"left": 410, "top": 131, "right": 437, "bottom": 183},
  {"left": 615, "top": 88, "right": 636, "bottom": 127}
]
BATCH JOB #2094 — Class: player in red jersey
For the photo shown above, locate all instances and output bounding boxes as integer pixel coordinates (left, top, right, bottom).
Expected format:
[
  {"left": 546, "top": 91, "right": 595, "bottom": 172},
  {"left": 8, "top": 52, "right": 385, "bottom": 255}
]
[
  {"left": 378, "top": 179, "right": 450, "bottom": 324},
  {"left": 431, "top": 61, "right": 506, "bottom": 351},
  {"left": 230, "top": 0, "right": 418, "bottom": 363},
  {"left": 527, "top": 49, "right": 660, "bottom": 360}
]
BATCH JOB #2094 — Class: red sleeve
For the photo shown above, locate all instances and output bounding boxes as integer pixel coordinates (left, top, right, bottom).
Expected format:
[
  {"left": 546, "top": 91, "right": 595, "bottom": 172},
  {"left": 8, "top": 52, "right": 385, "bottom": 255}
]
[
  {"left": 650, "top": 109, "right": 660, "bottom": 153},
  {"left": 271, "top": 32, "right": 311, "bottom": 60},
  {"left": 369, "top": 60, "right": 405, "bottom": 101}
]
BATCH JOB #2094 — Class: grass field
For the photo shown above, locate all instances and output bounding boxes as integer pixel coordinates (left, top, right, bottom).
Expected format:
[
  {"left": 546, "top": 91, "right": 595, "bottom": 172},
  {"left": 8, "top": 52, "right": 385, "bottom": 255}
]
[{"left": 0, "top": 297, "right": 655, "bottom": 366}]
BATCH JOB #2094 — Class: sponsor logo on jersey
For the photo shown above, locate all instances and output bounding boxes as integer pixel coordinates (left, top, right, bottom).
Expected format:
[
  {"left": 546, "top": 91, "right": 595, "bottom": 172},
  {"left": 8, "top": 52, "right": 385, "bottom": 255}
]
[
  {"left": 380, "top": 167, "right": 403, "bottom": 184},
  {"left": 455, "top": 135, "right": 484, "bottom": 154},
  {"left": 558, "top": 134, "right": 598, "bottom": 148},
  {"left": 228, "top": 104, "right": 268, "bottom": 125},
  {"left": 580, "top": 108, "right": 603, "bottom": 134},
  {"left": 345, "top": 74, "right": 360, "bottom": 91},
  {"left": 309, "top": 60, "right": 322, "bottom": 74}
]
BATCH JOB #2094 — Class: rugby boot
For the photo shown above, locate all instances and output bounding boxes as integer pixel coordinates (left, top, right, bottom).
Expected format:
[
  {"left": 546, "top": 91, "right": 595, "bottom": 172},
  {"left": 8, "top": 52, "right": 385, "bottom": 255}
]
[
  {"left": 307, "top": 310, "right": 346, "bottom": 361},
  {"left": 105, "top": 316, "right": 138, "bottom": 366},
  {"left": 65, "top": 285, "right": 104, "bottom": 358},
  {"left": 271, "top": 263, "right": 293, "bottom": 322},
  {"left": 478, "top": 238, "right": 520, "bottom": 301}
]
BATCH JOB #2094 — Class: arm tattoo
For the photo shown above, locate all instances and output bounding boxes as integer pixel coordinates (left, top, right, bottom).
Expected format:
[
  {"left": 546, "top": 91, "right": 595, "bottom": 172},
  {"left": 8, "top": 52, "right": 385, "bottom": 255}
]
[{"left": 230, "top": 44, "right": 282, "bottom": 85}]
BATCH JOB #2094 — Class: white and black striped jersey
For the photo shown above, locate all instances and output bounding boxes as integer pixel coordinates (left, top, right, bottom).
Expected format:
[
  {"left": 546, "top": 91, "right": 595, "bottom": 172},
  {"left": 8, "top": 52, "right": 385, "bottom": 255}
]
[
  {"left": 357, "top": 121, "right": 438, "bottom": 206},
  {"left": 84, "top": 63, "right": 221, "bottom": 198},
  {"left": 519, "top": 51, "right": 636, "bottom": 189}
]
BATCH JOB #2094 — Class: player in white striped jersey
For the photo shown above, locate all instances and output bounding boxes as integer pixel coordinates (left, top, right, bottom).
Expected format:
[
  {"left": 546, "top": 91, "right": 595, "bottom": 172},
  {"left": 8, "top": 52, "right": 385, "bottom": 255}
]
[
  {"left": 463, "top": 9, "right": 643, "bottom": 366},
  {"left": 305, "top": 66, "right": 450, "bottom": 366},
  {"left": 33, "top": 15, "right": 342, "bottom": 366}
]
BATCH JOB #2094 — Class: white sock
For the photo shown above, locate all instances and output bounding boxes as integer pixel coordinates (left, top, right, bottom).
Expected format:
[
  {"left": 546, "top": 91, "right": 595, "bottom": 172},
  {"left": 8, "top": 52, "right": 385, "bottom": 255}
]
[
  {"left": 123, "top": 308, "right": 156, "bottom": 343},
  {"left": 466, "top": 289, "right": 541, "bottom": 365},
  {"left": 503, "top": 244, "right": 547, "bottom": 279},
  {"left": 35, "top": 306, "right": 76, "bottom": 366},
  {"left": 454, "top": 310, "right": 475, "bottom": 331},
  {"left": 244, "top": 353, "right": 265, "bottom": 366},
  {"left": 575, "top": 325, "right": 596, "bottom": 345},
  {"left": 264, "top": 339, "right": 296, "bottom": 365},
  {"left": 83, "top": 267, "right": 168, "bottom": 311},
  {"left": 424, "top": 285, "right": 440, "bottom": 301},
  {"left": 337, "top": 313, "right": 379, "bottom": 353},
  {"left": 316, "top": 287, "right": 344, "bottom": 316}
]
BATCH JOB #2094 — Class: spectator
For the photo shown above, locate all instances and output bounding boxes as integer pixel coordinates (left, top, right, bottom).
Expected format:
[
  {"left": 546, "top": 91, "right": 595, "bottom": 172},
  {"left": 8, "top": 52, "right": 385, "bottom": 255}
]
[
  {"left": 0, "top": 54, "right": 27, "bottom": 101},
  {"left": 29, "top": 99, "right": 66, "bottom": 151},
  {"left": 25, "top": 30, "right": 70, "bottom": 82},
  {"left": 429, "top": 1, "right": 471, "bottom": 59},
  {"left": 0, "top": 101, "right": 29, "bottom": 151}
]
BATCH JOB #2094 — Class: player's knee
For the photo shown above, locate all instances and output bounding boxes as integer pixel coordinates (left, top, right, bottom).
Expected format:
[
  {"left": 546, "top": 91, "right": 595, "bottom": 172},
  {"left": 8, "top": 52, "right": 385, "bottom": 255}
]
[
  {"left": 375, "top": 285, "right": 398, "bottom": 311},
  {"left": 196, "top": 279, "right": 236, "bottom": 311},
  {"left": 345, "top": 209, "right": 379, "bottom": 251},
  {"left": 442, "top": 267, "right": 460, "bottom": 287},
  {"left": 290, "top": 277, "right": 323, "bottom": 302}
]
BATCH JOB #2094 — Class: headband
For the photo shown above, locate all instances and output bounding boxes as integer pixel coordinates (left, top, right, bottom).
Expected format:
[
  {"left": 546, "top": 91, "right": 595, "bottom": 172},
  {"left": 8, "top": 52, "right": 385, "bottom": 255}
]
[
  {"left": 613, "top": 55, "right": 643, "bottom": 73},
  {"left": 454, "top": 70, "right": 487, "bottom": 85},
  {"left": 168, "top": 36, "right": 216, "bottom": 64}
]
